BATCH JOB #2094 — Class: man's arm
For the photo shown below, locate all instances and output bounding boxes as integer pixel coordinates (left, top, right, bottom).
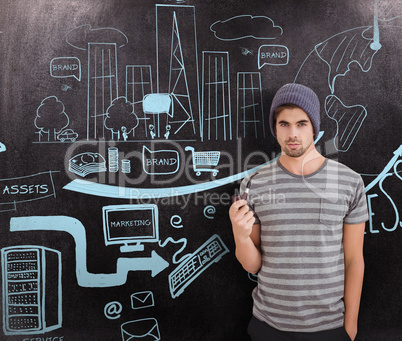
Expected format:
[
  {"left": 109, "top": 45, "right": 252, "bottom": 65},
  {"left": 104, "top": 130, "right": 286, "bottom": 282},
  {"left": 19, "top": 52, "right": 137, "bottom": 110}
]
[
  {"left": 229, "top": 200, "right": 262, "bottom": 274},
  {"left": 343, "top": 222, "right": 365, "bottom": 341}
]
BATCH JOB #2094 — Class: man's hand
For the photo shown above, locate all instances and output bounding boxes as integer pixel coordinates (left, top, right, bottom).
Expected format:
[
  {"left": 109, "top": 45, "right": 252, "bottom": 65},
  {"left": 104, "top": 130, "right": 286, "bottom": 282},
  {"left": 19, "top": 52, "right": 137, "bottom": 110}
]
[
  {"left": 343, "top": 222, "right": 365, "bottom": 341},
  {"left": 345, "top": 322, "right": 357, "bottom": 340},
  {"left": 229, "top": 199, "right": 261, "bottom": 274},
  {"left": 229, "top": 199, "right": 255, "bottom": 242}
]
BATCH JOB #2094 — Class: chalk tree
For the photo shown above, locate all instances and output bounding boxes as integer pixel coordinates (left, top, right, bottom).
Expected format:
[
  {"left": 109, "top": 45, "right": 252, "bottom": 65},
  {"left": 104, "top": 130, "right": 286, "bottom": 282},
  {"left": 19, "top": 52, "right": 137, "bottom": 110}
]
[
  {"left": 105, "top": 97, "right": 139, "bottom": 140},
  {"left": 34, "top": 96, "right": 69, "bottom": 141}
]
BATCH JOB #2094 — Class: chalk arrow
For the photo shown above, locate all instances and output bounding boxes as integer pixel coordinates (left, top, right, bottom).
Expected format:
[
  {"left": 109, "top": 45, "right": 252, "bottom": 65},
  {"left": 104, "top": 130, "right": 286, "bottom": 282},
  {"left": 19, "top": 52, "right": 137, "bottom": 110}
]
[
  {"left": 394, "top": 145, "right": 402, "bottom": 158},
  {"left": 126, "top": 250, "right": 169, "bottom": 278},
  {"left": 62, "top": 135, "right": 326, "bottom": 200},
  {"left": 366, "top": 145, "right": 402, "bottom": 192},
  {"left": 10, "top": 216, "right": 169, "bottom": 287}
]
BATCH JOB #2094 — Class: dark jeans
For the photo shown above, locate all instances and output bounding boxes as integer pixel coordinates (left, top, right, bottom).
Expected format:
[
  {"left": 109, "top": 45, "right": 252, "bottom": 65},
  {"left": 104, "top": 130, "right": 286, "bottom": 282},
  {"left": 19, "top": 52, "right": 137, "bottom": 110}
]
[{"left": 248, "top": 316, "right": 352, "bottom": 341}]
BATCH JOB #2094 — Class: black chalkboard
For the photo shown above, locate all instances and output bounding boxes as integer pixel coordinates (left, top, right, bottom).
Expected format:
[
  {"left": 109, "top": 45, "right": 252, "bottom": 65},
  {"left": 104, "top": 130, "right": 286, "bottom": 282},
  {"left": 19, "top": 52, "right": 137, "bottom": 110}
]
[{"left": 0, "top": 0, "right": 401, "bottom": 340}]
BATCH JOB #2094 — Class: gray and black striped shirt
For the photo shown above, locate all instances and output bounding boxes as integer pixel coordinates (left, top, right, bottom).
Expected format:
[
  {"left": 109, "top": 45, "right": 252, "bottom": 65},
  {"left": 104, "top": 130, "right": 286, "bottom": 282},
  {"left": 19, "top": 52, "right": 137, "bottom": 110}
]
[{"left": 240, "top": 158, "right": 368, "bottom": 332}]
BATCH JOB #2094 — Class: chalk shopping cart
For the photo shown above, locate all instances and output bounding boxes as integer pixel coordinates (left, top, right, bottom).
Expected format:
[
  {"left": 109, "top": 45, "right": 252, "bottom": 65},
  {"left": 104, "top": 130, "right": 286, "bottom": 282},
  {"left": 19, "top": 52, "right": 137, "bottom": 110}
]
[{"left": 185, "top": 146, "right": 220, "bottom": 176}]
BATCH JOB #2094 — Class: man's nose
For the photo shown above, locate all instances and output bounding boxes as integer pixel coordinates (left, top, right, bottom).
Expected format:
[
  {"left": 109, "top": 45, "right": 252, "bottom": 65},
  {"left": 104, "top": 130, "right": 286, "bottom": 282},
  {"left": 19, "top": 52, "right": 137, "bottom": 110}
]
[{"left": 288, "top": 126, "right": 298, "bottom": 138}]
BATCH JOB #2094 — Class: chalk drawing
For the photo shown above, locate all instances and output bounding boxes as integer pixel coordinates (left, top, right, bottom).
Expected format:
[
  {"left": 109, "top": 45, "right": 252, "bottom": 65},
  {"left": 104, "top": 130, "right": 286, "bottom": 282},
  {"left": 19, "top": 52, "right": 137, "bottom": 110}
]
[
  {"left": 142, "top": 145, "right": 180, "bottom": 175},
  {"left": 104, "top": 301, "right": 122, "bottom": 320},
  {"left": 170, "top": 215, "right": 183, "bottom": 228},
  {"left": 65, "top": 24, "right": 128, "bottom": 50},
  {"left": 258, "top": 45, "right": 289, "bottom": 69},
  {"left": 203, "top": 205, "right": 216, "bottom": 219},
  {"left": 69, "top": 152, "right": 107, "bottom": 177},
  {"left": 50, "top": 57, "right": 81, "bottom": 82},
  {"left": 168, "top": 11, "right": 196, "bottom": 135},
  {"left": 237, "top": 72, "right": 265, "bottom": 139},
  {"left": 2, "top": 246, "right": 62, "bottom": 335},
  {"left": 63, "top": 158, "right": 276, "bottom": 199},
  {"left": 168, "top": 234, "right": 229, "bottom": 298},
  {"left": 324, "top": 95, "right": 367, "bottom": 152},
  {"left": 143, "top": 94, "right": 174, "bottom": 138},
  {"left": 126, "top": 65, "right": 153, "bottom": 138},
  {"left": 131, "top": 291, "right": 155, "bottom": 310},
  {"left": 57, "top": 129, "right": 78, "bottom": 142},
  {"left": 314, "top": 27, "right": 379, "bottom": 94},
  {"left": 34, "top": 96, "right": 70, "bottom": 142},
  {"left": 0, "top": 171, "right": 56, "bottom": 212},
  {"left": 105, "top": 97, "right": 139, "bottom": 140},
  {"left": 185, "top": 146, "right": 220, "bottom": 176},
  {"left": 103, "top": 204, "right": 160, "bottom": 253},
  {"left": 365, "top": 146, "right": 402, "bottom": 233},
  {"left": 121, "top": 318, "right": 161, "bottom": 341},
  {"left": 62, "top": 135, "right": 329, "bottom": 199},
  {"left": 201, "top": 51, "right": 232, "bottom": 141},
  {"left": 210, "top": 15, "right": 283, "bottom": 41},
  {"left": 159, "top": 237, "right": 191, "bottom": 264},
  {"left": 11, "top": 216, "right": 169, "bottom": 287}
]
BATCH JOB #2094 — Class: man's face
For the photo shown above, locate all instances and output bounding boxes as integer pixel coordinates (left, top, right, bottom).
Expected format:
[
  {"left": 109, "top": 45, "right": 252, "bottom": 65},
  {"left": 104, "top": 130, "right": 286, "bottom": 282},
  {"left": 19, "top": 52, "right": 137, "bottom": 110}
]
[{"left": 275, "top": 107, "right": 315, "bottom": 158}]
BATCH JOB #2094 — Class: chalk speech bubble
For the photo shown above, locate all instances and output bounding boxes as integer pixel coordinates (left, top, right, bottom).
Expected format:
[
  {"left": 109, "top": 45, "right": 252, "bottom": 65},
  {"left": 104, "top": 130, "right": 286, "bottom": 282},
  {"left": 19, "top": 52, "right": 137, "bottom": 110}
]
[
  {"left": 143, "top": 94, "right": 173, "bottom": 118},
  {"left": 50, "top": 57, "right": 81, "bottom": 81},
  {"left": 258, "top": 45, "right": 289, "bottom": 69},
  {"left": 142, "top": 146, "right": 179, "bottom": 175}
]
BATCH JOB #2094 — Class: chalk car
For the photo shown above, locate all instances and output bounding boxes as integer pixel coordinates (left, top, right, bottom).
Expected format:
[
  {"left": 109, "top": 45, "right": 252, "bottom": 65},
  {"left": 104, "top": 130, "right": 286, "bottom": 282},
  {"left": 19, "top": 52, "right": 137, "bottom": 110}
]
[{"left": 57, "top": 129, "right": 78, "bottom": 142}]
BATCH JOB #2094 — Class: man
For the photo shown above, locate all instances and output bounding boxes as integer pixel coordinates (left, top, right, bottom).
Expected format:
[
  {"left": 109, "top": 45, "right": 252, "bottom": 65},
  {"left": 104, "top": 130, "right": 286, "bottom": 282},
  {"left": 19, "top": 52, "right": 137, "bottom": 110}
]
[{"left": 229, "top": 83, "right": 368, "bottom": 341}]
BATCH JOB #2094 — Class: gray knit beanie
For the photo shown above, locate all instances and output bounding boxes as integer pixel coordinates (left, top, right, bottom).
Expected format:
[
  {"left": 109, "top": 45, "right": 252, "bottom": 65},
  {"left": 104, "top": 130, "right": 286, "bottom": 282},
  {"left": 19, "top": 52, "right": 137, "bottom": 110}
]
[{"left": 269, "top": 83, "right": 320, "bottom": 138}]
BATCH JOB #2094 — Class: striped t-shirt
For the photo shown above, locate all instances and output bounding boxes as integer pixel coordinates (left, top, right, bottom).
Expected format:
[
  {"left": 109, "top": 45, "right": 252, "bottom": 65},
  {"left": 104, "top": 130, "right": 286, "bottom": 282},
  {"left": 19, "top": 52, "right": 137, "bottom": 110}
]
[{"left": 240, "top": 158, "right": 368, "bottom": 332}]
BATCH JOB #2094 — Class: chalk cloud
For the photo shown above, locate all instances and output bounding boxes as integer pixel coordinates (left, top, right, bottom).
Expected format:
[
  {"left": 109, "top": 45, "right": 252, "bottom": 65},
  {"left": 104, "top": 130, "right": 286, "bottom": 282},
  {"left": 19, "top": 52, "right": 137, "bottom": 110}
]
[{"left": 210, "top": 15, "right": 283, "bottom": 41}]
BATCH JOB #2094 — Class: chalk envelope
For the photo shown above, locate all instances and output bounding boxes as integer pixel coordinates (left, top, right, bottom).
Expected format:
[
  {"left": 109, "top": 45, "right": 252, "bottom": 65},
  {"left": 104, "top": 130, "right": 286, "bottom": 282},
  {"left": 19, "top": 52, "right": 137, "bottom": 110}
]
[
  {"left": 121, "top": 318, "right": 160, "bottom": 341},
  {"left": 131, "top": 291, "right": 154, "bottom": 310}
]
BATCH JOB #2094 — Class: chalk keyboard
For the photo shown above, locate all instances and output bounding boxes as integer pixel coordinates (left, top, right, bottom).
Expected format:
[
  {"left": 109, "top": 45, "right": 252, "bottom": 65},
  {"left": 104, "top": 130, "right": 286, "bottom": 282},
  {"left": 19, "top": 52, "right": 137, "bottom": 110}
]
[{"left": 168, "top": 234, "right": 229, "bottom": 298}]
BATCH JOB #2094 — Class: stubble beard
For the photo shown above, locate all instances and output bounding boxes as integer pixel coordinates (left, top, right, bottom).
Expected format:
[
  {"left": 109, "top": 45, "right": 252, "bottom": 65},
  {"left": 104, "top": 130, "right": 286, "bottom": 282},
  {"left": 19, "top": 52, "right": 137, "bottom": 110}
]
[{"left": 283, "top": 139, "right": 313, "bottom": 158}]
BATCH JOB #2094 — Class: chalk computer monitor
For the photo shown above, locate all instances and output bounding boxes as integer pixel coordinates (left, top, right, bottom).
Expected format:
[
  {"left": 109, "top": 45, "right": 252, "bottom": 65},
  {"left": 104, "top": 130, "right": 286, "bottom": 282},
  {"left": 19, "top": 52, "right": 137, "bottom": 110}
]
[{"left": 102, "top": 204, "right": 159, "bottom": 253}]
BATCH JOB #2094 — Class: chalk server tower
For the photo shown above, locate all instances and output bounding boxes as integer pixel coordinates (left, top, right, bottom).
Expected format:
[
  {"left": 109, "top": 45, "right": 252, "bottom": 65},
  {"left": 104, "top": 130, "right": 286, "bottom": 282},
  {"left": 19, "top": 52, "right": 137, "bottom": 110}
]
[{"left": 2, "top": 246, "right": 62, "bottom": 335}]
